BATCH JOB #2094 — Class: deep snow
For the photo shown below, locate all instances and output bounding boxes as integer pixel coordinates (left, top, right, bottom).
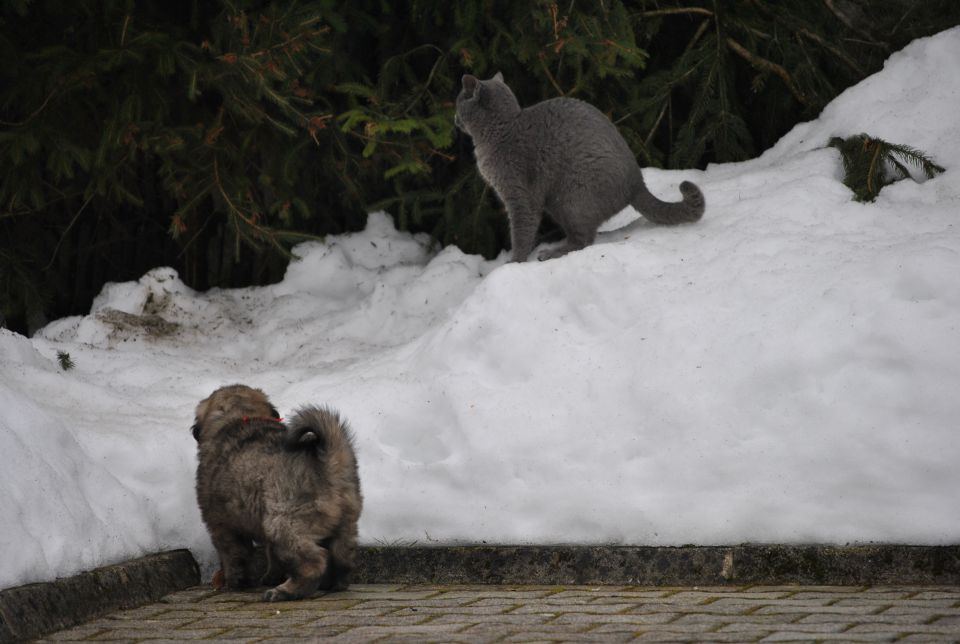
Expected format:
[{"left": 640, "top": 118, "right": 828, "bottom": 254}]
[{"left": 2, "top": 28, "right": 959, "bottom": 589}]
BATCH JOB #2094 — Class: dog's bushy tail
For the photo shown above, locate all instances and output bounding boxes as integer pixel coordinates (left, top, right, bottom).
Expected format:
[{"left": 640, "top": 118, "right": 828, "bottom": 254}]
[{"left": 284, "top": 405, "right": 358, "bottom": 476}]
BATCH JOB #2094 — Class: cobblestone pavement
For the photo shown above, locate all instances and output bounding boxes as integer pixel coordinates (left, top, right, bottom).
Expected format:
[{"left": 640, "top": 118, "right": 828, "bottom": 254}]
[{"left": 37, "top": 584, "right": 960, "bottom": 643}]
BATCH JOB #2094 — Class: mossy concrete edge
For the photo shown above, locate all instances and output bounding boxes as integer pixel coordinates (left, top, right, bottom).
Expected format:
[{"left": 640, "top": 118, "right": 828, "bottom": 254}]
[
  {"left": 0, "top": 549, "right": 199, "bottom": 643},
  {"left": 354, "top": 544, "right": 960, "bottom": 586}
]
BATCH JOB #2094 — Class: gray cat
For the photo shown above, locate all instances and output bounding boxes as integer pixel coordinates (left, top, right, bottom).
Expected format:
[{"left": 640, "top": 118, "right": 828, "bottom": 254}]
[{"left": 455, "top": 73, "right": 705, "bottom": 261}]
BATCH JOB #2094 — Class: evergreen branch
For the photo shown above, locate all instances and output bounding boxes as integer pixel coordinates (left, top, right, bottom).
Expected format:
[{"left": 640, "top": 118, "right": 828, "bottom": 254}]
[
  {"left": 642, "top": 8, "right": 714, "bottom": 19},
  {"left": 175, "top": 203, "right": 219, "bottom": 259},
  {"left": 1, "top": 184, "right": 85, "bottom": 218},
  {"left": 725, "top": 37, "right": 809, "bottom": 105},
  {"left": 866, "top": 137, "right": 884, "bottom": 196},
  {"left": 689, "top": 17, "right": 713, "bottom": 50},
  {"left": 823, "top": 0, "right": 884, "bottom": 46},
  {"left": 0, "top": 84, "right": 62, "bottom": 127},
  {"left": 172, "top": 183, "right": 215, "bottom": 230},
  {"left": 42, "top": 192, "right": 95, "bottom": 270},
  {"left": 211, "top": 156, "right": 299, "bottom": 258},
  {"left": 248, "top": 28, "right": 331, "bottom": 59},
  {"left": 887, "top": 155, "right": 910, "bottom": 182},
  {"left": 268, "top": 229, "right": 325, "bottom": 243},
  {"left": 213, "top": 156, "right": 261, "bottom": 232},
  {"left": 262, "top": 227, "right": 292, "bottom": 257},
  {"left": 887, "top": 142, "right": 946, "bottom": 177},
  {"left": 797, "top": 27, "right": 864, "bottom": 76},
  {"left": 538, "top": 52, "right": 566, "bottom": 96},
  {"left": 120, "top": 14, "right": 131, "bottom": 46},
  {"left": 644, "top": 99, "right": 670, "bottom": 149},
  {"left": 57, "top": 351, "right": 75, "bottom": 371},
  {"left": 342, "top": 127, "right": 455, "bottom": 163},
  {"left": 829, "top": 134, "right": 945, "bottom": 202},
  {"left": 402, "top": 47, "right": 447, "bottom": 116},
  {"left": 643, "top": 17, "right": 710, "bottom": 149}
]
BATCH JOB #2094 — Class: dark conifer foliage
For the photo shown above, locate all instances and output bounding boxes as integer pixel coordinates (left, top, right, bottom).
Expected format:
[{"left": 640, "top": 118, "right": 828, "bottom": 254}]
[
  {"left": 1, "top": 1, "right": 351, "bottom": 332},
  {"left": 1, "top": 1, "right": 957, "bottom": 333}
]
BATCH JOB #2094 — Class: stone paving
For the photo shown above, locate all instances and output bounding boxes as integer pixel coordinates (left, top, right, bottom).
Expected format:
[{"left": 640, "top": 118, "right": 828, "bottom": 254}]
[{"left": 35, "top": 584, "right": 960, "bottom": 643}]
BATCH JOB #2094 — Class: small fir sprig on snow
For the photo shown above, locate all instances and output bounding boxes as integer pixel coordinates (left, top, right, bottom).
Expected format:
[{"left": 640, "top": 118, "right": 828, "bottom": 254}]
[
  {"left": 57, "top": 351, "right": 75, "bottom": 371},
  {"left": 829, "top": 134, "right": 945, "bottom": 202}
]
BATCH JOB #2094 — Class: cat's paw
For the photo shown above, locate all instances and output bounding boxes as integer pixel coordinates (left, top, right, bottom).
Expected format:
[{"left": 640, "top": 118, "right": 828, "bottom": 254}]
[{"left": 537, "top": 247, "right": 570, "bottom": 261}]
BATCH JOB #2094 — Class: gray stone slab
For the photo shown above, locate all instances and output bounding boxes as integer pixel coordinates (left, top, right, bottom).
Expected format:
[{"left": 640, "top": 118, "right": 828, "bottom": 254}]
[
  {"left": 0, "top": 550, "right": 198, "bottom": 644},
  {"left": 353, "top": 544, "right": 960, "bottom": 586}
]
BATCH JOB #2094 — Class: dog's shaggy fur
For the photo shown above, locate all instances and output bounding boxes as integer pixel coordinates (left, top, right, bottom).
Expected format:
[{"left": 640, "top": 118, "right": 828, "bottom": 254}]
[{"left": 192, "top": 384, "right": 362, "bottom": 601}]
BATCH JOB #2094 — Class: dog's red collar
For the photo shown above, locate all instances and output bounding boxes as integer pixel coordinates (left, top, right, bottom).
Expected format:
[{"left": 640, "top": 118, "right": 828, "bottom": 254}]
[{"left": 241, "top": 416, "right": 284, "bottom": 425}]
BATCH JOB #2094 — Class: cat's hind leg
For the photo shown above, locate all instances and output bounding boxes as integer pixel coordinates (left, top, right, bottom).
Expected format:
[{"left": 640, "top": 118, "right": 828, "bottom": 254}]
[
  {"left": 537, "top": 237, "right": 591, "bottom": 260},
  {"left": 537, "top": 218, "right": 596, "bottom": 261}
]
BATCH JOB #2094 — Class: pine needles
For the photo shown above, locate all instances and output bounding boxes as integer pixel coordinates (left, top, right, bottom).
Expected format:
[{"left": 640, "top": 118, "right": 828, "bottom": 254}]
[
  {"left": 56, "top": 351, "right": 74, "bottom": 371},
  {"left": 829, "top": 134, "right": 946, "bottom": 202}
]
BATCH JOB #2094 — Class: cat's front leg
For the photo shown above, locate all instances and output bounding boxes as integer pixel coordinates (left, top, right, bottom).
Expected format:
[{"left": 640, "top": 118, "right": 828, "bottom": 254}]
[{"left": 504, "top": 196, "right": 543, "bottom": 263}]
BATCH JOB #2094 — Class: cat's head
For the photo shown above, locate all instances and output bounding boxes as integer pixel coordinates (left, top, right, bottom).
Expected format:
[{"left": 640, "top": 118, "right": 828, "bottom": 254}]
[{"left": 455, "top": 72, "right": 521, "bottom": 137}]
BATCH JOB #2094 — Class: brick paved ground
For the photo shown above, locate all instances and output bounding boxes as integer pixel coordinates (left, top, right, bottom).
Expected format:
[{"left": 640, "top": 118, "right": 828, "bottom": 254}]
[{"left": 35, "top": 584, "right": 960, "bottom": 643}]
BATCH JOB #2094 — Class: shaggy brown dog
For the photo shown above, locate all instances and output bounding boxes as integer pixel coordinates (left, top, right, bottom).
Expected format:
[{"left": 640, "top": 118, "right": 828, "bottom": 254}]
[{"left": 192, "top": 384, "right": 362, "bottom": 601}]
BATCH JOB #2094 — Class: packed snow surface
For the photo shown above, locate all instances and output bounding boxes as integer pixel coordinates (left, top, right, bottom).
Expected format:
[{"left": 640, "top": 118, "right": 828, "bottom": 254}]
[{"left": 2, "top": 28, "right": 959, "bottom": 589}]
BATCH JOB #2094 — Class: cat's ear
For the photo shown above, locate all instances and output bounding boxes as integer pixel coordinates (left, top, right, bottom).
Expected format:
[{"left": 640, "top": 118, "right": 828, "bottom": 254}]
[
  {"left": 493, "top": 71, "right": 504, "bottom": 83},
  {"left": 462, "top": 74, "right": 480, "bottom": 98}
]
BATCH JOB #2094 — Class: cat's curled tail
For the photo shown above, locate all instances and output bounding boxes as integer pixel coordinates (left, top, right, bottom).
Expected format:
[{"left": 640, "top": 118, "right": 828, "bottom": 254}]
[{"left": 632, "top": 180, "right": 705, "bottom": 225}]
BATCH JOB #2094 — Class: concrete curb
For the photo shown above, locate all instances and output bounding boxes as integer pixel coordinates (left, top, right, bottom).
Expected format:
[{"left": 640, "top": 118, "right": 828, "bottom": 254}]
[
  {"left": 2, "top": 545, "right": 958, "bottom": 642},
  {"left": 355, "top": 544, "right": 960, "bottom": 586},
  {"left": 0, "top": 550, "right": 198, "bottom": 644}
]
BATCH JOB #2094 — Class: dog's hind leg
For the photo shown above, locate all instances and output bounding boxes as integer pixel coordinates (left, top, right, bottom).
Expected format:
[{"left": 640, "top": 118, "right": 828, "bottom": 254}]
[
  {"left": 263, "top": 535, "right": 329, "bottom": 602},
  {"left": 259, "top": 544, "right": 286, "bottom": 587},
  {"left": 319, "top": 525, "right": 359, "bottom": 591},
  {"left": 209, "top": 529, "right": 256, "bottom": 589}
]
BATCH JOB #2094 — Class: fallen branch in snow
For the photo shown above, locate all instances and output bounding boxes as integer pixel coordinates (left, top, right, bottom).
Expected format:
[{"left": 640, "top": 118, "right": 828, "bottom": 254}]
[{"left": 829, "top": 133, "right": 946, "bottom": 202}]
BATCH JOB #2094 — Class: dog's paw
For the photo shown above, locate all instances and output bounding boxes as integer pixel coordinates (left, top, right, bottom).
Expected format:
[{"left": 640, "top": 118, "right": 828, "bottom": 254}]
[
  {"left": 259, "top": 571, "right": 286, "bottom": 587},
  {"left": 222, "top": 575, "right": 258, "bottom": 591},
  {"left": 263, "top": 587, "right": 296, "bottom": 602}
]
